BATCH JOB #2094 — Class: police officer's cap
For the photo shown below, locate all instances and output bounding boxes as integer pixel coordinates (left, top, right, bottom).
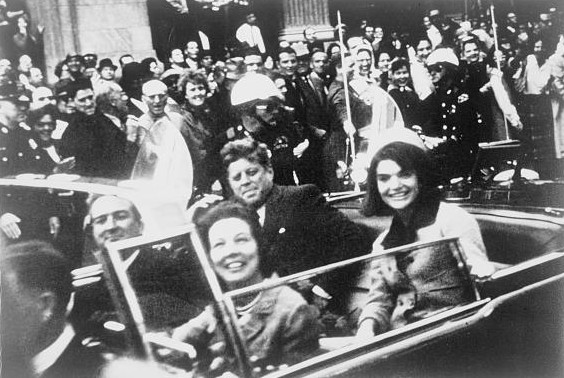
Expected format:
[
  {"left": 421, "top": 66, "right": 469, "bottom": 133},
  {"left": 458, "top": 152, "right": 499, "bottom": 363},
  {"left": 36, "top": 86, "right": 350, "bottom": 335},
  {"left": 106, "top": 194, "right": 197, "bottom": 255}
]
[
  {"left": 0, "top": 82, "right": 18, "bottom": 101},
  {"left": 0, "top": 82, "right": 28, "bottom": 103}
]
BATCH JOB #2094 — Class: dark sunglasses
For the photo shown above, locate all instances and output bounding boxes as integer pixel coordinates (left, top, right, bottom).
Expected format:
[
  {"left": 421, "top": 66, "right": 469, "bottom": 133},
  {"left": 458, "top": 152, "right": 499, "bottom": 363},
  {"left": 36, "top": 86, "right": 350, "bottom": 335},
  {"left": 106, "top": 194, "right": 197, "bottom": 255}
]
[
  {"left": 255, "top": 101, "right": 281, "bottom": 112},
  {"left": 427, "top": 64, "right": 443, "bottom": 73}
]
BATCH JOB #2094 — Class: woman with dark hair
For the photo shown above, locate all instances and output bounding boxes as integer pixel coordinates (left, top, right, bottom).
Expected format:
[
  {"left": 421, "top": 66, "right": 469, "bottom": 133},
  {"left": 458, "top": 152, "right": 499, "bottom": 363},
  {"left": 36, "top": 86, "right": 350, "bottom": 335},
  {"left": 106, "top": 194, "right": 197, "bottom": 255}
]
[
  {"left": 326, "top": 42, "right": 342, "bottom": 64},
  {"left": 28, "top": 104, "right": 74, "bottom": 174},
  {"left": 356, "top": 132, "right": 494, "bottom": 338},
  {"left": 518, "top": 37, "right": 556, "bottom": 178},
  {"left": 173, "top": 201, "right": 320, "bottom": 366},
  {"left": 387, "top": 58, "right": 424, "bottom": 128},
  {"left": 375, "top": 50, "right": 391, "bottom": 90},
  {"left": 12, "top": 13, "right": 41, "bottom": 63}
]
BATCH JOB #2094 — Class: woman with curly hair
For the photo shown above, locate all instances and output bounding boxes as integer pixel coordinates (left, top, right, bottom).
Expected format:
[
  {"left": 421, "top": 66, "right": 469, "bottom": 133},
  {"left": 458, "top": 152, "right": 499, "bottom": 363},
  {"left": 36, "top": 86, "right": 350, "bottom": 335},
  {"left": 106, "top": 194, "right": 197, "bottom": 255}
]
[{"left": 178, "top": 69, "right": 222, "bottom": 194}]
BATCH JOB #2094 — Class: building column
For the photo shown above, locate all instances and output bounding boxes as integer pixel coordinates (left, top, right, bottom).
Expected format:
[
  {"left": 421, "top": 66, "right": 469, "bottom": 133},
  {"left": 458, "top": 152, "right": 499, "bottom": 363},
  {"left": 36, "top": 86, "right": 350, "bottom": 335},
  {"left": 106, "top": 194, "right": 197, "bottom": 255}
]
[
  {"left": 279, "top": 0, "right": 333, "bottom": 43},
  {"left": 26, "top": 0, "right": 155, "bottom": 84}
]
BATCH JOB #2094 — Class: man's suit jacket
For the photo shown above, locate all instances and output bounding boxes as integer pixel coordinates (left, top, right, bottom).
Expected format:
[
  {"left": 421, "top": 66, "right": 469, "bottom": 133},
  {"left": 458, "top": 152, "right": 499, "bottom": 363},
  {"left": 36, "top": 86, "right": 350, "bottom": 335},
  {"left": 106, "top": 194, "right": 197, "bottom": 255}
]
[
  {"left": 59, "top": 112, "right": 133, "bottom": 179},
  {"left": 261, "top": 185, "right": 373, "bottom": 308},
  {"left": 295, "top": 74, "right": 331, "bottom": 134}
]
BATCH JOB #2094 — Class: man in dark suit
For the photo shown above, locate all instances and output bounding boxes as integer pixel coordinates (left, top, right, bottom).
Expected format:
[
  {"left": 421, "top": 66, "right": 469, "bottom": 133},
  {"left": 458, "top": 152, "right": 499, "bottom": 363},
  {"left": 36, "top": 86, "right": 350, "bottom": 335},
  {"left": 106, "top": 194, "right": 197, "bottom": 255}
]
[
  {"left": 295, "top": 51, "right": 334, "bottom": 191},
  {"left": 277, "top": 47, "right": 326, "bottom": 190},
  {"left": 219, "top": 137, "right": 373, "bottom": 312},
  {"left": 59, "top": 79, "right": 135, "bottom": 179},
  {"left": 1, "top": 240, "right": 106, "bottom": 378},
  {"left": 87, "top": 195, "right": 205, "bottom": 329}
]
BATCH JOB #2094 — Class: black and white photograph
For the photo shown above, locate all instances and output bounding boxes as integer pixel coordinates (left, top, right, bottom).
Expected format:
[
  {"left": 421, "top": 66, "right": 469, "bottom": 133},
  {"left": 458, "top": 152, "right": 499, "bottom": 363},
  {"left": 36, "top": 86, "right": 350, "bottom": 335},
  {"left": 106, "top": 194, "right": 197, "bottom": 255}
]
[{"left": 1, "top": 0, "right": 563, "bottom": 377}]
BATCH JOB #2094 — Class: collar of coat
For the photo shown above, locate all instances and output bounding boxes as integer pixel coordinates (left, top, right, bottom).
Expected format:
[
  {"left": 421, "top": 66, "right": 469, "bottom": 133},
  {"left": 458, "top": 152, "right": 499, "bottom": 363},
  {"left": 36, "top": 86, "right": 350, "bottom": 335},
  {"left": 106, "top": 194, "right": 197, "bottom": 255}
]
[{"left": 387, "top": 83, "right": 414, "bottom": 92}]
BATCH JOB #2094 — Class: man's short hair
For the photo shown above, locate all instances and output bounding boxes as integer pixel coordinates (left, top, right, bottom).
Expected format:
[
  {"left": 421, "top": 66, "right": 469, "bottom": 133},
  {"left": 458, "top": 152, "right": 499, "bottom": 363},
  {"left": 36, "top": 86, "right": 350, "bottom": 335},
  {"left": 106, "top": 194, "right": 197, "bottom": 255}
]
[
  {"left": 277, "top": 46, "right": 297, "bottom": 59},
  {"left": 390, "top": 57, "right": 410, "bottom": 73},
  {"left": 27, "top": 104, "right": 58, "bottom": 126},
  {"left": 86, "top": 194, "right": 142, "bottom": 225},
  {"left": 1, "top": 241, "right": 72, "bottom": 316},
  {"left": 67, "top": 78, "right": 93, "bottom": 99},
  {"left": 414, "top": 36, "right": 432, "bottom": 48},
  {"left": 461, "top": 37, "right": 481, "bottom": 52},
  {"left": 220, "top": 137, "right": 272, "bottom": 171},
  {"left": 310, "top": 50, "right": 328, "bottom": 62}
]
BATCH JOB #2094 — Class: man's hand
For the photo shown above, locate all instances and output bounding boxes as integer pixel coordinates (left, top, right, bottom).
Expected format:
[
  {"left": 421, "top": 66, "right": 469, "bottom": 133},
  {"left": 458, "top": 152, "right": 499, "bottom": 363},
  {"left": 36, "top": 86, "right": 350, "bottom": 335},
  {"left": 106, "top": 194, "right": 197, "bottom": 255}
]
[
  {"left": 172, "top": 308, "right": 217, "bottom": 343},
  {"left": 0, "top": 213, "right": 22, "bottom": 239},
  {"left": 420, "top": 135, "right": 444, "bottom": 150},
  {"left": 125, "top": 115, "right": 141, "bottom": 144},
  {"left": 49, "top": 216, "right": 61, "bottom": 238},
  {"left": 186, "top": 194, "right": 224, "bottom": 222},
  {"left": 343, "top": 119, "right": 356, "bottom": 137},
  {"left": 311, "top": 127, "right": 327, "bottom": 140},
  {"left": 53, "top": 156, "right": 76, "bottom": 174},
  {"left": 356, "top": 318, "right": 376, "bottom": 340},
  {"left": 293, "top": 139, "right": 310, "bottom": 159}
]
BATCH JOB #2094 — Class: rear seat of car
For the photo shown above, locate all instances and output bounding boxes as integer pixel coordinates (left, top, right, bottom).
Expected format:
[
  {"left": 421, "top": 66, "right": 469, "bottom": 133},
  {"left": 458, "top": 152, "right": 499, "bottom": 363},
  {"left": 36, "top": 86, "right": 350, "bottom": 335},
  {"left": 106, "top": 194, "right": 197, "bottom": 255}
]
[
  {"left": 342, "top": 201, "right": 564, "bottom": 266},
  {"left": 466, "top": 208, "right": 564, "bottom": 265}
]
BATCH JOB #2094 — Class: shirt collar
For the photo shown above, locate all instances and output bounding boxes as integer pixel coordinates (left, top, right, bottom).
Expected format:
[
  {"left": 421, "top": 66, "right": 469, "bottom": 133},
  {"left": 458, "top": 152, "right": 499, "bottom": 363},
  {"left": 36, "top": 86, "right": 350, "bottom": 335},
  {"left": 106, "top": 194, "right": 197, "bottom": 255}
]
[
  {"left": 31, "top": 324, "right": 75, "bottom": 376},
  {"left": 103, "top": 112, "right": 122, "bottom": 130}
]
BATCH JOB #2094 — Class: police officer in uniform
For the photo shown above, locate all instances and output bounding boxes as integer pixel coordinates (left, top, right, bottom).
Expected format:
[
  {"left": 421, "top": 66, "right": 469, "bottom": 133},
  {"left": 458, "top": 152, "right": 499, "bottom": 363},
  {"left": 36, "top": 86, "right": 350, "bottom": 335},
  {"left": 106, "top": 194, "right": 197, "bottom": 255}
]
[
  {"left": 420, "top": 48, "right": 480, "bottom": 182},
  {"left": 227, "top": 73, "right": 304, "bottom": 186},
  {"left": 0, "top": 82, "right": 45, "bottom": 177},
  {"left": 0, "top": 82, "right": 57, "bottom": 245}
]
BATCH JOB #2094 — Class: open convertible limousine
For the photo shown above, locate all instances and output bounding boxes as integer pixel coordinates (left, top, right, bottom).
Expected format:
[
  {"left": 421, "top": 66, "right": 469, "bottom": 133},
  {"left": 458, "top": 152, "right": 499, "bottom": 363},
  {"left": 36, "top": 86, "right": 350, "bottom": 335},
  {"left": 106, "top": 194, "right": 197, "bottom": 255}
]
[{"left": 1, "top": 175, "right": 563, "bottom": 377}]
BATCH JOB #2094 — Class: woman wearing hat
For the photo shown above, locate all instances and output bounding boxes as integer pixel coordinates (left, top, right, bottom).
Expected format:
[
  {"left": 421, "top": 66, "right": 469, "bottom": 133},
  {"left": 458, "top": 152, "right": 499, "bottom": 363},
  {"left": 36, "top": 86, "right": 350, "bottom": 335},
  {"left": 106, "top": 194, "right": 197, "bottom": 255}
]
[{"left": 356, "top": 130, "right": 494, "bottom": 338}]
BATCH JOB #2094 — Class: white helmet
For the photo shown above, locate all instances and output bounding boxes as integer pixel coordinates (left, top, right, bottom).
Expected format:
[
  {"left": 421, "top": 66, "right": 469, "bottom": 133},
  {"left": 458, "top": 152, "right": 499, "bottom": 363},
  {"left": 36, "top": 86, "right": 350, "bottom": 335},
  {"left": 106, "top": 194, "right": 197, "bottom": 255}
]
[
  {"left": 427, "top": 48, "right": 459, "bottom": 68},
  {"left": 230, "top": 73, "right": 284, "bottom": 106}
]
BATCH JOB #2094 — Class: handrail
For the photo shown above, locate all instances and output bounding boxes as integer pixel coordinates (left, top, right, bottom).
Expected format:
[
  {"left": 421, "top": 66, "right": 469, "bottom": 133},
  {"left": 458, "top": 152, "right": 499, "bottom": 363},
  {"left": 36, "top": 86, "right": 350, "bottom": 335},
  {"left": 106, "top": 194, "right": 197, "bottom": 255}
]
[
  {"left": 225, "top": 237, "right": 460, "bottom": 299},
  {"left": 476, "top": 271, "right": 564, "bottom": 318},
  {"left": 326, "top": 191, "right": 366, "bottom": 204},
  {"left": 489, "top": 251, "right": 564, "bottom": 280},
  {"left": 262, "top": 300, "right": 490, "bottom": 378},
  {"left": 266, "top": 272, "right": 564, "bottom": 378},
  {"left": 0, "top": 176, "right": 128, "bottom": 196}
]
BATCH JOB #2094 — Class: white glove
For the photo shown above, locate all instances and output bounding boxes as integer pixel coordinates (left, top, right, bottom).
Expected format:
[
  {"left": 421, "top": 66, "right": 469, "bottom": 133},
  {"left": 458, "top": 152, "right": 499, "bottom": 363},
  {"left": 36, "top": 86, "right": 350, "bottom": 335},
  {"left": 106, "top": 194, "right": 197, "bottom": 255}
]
[
  {"left": 293, "top": 139, "right": 310, "bottom": 159},
  {"left": 0, "top": 213, "right": 22, "bottom": 239}
]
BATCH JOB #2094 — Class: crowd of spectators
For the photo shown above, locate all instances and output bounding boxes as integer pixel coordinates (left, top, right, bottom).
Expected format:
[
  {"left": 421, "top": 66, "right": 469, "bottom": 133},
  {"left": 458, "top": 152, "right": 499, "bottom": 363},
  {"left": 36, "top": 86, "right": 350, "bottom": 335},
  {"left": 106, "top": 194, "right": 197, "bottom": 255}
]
[{"left": 1, "top": 6, "right": 563, "bottom": 199}]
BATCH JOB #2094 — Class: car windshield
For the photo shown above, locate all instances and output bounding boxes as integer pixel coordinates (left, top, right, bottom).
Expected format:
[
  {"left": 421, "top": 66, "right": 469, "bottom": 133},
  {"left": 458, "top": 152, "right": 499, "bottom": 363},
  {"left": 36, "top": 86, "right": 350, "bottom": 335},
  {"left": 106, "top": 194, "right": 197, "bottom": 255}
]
[{"left": 99, "top": 231, "right": 479, "bottom": 376}]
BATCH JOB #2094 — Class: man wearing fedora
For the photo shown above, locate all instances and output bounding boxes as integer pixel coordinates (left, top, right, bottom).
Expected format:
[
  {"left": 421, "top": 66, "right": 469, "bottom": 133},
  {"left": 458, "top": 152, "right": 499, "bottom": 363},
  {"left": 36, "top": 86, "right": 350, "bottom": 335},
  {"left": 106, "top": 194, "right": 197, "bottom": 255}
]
[
  {"left": 93, "top": 58, "right": 118, "bottom": 95},
  {"left": 98, "top": 58, "right": 117, "bottom": 83}
]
